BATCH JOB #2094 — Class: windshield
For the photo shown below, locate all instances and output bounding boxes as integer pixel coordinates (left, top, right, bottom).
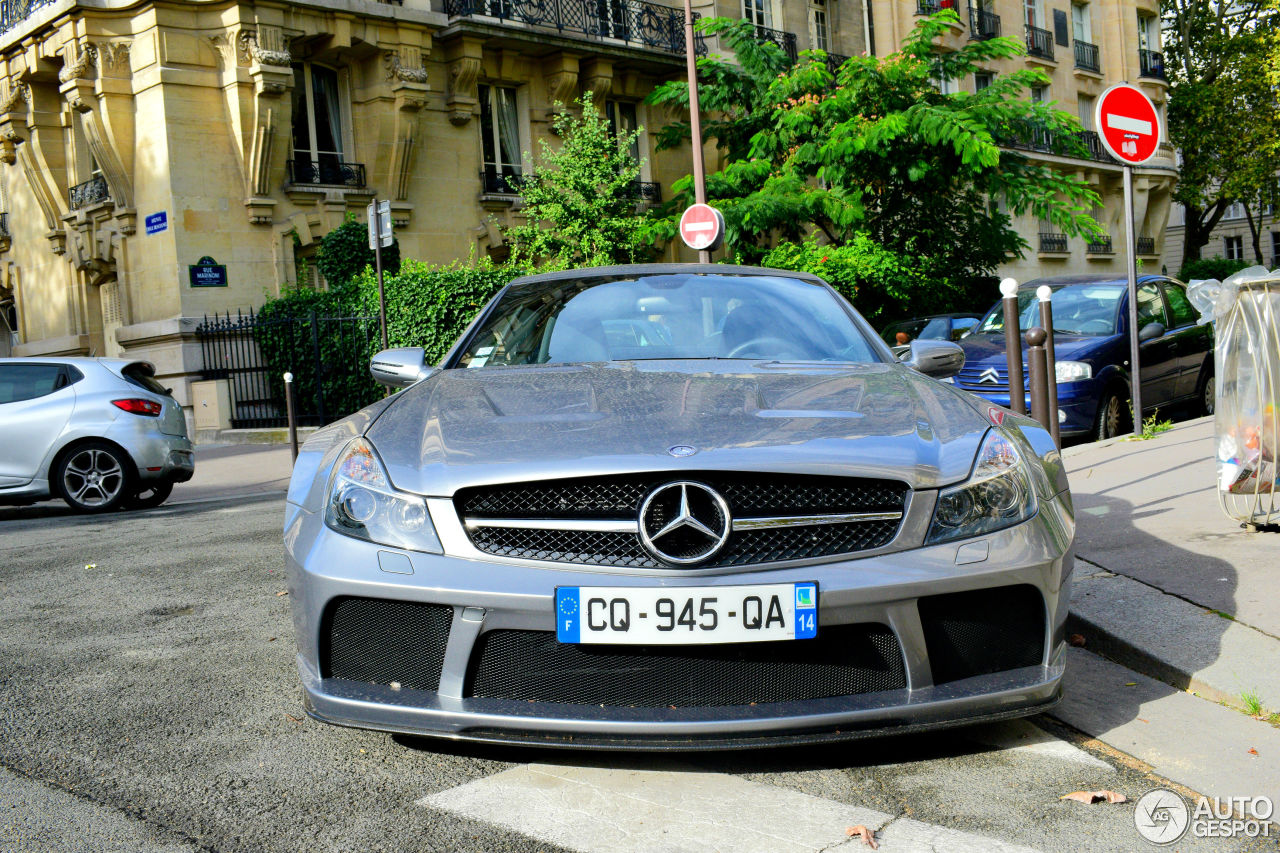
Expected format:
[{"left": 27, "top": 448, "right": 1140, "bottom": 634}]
[
  {"left": 975, "top": 284, "right": 1125, "bottom": 337},
  {"left": 456, "top": 273, "right": 880, "bottom": 367}
]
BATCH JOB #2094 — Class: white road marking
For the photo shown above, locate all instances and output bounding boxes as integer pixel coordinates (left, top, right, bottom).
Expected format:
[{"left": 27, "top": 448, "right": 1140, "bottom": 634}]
[
  {"left": 1105, "top": 114, "right": 1152, "bottom": 135},
  {"left": 422, "top": 762, "right": 1043, "bottom": 853}
]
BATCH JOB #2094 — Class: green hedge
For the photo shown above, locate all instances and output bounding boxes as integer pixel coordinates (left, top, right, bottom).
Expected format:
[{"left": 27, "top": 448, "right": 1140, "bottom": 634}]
[{"left": 1177, "top": 256, "right": 1252, "bottom": 283}]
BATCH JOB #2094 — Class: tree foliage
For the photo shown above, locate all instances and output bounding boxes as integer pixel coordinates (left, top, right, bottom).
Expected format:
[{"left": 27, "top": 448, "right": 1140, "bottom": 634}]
[
  {"left": 315, "top": 213, "right": 401, "bottom": 288},
  {"left": 1164, "top": 0, "right": 1280, "bottom": 263},
  {"left": 646, "top": 14, "right": 1102, "bottom": 314},
  {"left": 505, "top": 92, "right": 657, "bottom": 268}
]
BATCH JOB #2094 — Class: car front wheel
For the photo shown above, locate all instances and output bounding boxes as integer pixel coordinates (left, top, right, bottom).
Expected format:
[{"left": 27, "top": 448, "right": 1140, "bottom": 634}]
[
  {"left": 55, "top": 442, "right": 133, "bottom": 513},
  {"left": 1094, "top": 388, "right": 1132, "bottom": 441}
]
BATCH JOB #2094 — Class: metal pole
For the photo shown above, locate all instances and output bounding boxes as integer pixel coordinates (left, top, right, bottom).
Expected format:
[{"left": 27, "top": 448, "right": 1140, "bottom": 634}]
[
  {"left": 1000, "top": 278, "right": 1026, "bottom": 415},
  {"left": 1037, "top": 286, "right": 1060, "bottom": 447},
  {"left": 1123, "top": 165, "right": 1142, "bottom": 437},
  {"left": 1025, "top": 327, "right": 1051, "bottom": 431},
  {"left": 681, "top": 0, "right": 711, "bottom": 264},
  {"left": 283, "top": 372, "right": 299, "bottom": 462},
  {"left": 372, "top": 197, "right": 389, "bottom": 351}
]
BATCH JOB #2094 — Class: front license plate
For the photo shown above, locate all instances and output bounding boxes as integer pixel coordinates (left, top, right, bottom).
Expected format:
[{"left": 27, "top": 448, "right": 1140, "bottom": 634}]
[{"left": 555, "top": 582, "right": 817, "bottom": 645}]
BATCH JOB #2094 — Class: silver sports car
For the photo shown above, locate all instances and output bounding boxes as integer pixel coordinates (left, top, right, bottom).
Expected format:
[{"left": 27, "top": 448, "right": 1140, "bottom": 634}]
[{"left": 284, "top": 265, "right": 1073, "bottom": 749}]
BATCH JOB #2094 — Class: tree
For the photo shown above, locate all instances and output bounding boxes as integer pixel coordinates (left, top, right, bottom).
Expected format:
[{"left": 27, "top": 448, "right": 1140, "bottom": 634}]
[
  {"left": 504, "top": 91, "right": 657, "bottom": 268},
  {"left": 645, "top": 14, "right": 1102, "bottom": 315},
  {"left": 1163, "top": 0, "right": 1280, "bottom": 263}
]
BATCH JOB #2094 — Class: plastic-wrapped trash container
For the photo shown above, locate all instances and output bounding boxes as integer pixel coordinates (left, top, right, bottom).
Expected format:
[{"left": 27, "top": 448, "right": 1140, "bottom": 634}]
[{"left": 1188, "top": 267, "right": 1279, "bottom": 529}]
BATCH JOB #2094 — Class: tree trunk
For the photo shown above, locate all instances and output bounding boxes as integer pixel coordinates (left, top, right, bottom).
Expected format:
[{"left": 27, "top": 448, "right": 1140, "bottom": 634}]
[{"left": 1243, "top": 204, "right": 1264, "bottom": 263}]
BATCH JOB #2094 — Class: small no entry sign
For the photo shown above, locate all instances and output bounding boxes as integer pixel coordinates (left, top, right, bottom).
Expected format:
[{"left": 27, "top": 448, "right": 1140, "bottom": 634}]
[
  {"left": 1094, "top": 84, "right": 1161, "bottom": 165},
  {"left": 679, "top": 203, "right": 725, "bottom": 252}
]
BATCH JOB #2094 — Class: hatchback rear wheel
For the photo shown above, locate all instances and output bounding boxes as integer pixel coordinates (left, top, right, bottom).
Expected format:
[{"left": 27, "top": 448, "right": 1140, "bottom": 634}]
[{"left": 55, "top": 442, "right": 132, "bottom": 513}]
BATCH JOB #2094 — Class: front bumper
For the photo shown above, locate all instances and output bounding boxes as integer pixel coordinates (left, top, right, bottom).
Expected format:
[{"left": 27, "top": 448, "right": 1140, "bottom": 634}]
[{"left": 285, "top": 494, "right": 1073, "bottom": 750}]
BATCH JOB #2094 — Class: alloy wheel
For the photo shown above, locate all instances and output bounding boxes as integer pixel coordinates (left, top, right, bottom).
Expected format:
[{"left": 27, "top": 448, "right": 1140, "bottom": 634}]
[{"left": 62, "top": 448, "right": 125, "bottom": 508}]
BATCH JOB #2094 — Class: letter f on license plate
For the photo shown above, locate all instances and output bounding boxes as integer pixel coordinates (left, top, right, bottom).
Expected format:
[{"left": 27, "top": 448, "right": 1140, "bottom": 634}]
[{"left": 555, "top": 582, "right": 818, "bottom": 645}]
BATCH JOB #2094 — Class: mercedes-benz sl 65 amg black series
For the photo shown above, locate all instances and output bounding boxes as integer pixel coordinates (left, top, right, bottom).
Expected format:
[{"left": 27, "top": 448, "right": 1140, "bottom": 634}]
[{"left": 283, "top": 265, "right": 1074, "bottom": 749}]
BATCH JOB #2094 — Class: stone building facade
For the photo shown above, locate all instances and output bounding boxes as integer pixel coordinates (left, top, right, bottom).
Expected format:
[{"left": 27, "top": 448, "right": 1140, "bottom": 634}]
[
  {"left": 1164, "top": 200, "right": 1279, "bottom": 276},
  {"left": 869, "top": 0, "right": 1177, "bottom": 284}
]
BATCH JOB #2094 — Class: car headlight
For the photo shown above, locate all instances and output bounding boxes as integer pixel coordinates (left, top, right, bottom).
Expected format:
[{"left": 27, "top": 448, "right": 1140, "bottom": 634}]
[
  {"left": 926, "top": 429, "right": 1037, "bottom": 545},
  {"left": 1055, "top": 360, "right": 1092, "bottom": 383},
  {"left": 324, "top": 437, "right": 443, "bottom": 554}
]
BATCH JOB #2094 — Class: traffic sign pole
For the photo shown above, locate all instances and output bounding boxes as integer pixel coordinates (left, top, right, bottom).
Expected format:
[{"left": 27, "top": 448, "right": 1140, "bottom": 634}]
[
  {"left": 1123, "top": 165, "right": 1142, "bottom": 436},
  {"left": 681, "top": 0, "right": 710, "bottom": 263},
  {"left": 367, "top": 198, "right": 392, "bottom": 351}
]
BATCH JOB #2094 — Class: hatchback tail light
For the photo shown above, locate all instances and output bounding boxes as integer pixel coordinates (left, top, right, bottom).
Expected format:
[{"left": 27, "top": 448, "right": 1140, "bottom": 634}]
[{"left": 112, "top": 398, "right": 163, "bottom": 416}]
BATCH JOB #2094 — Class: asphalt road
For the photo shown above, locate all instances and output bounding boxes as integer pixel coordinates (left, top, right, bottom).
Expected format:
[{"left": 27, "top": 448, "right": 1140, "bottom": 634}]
[{"left": 0, "top": 495, "right": 1269, "bottom": 852}]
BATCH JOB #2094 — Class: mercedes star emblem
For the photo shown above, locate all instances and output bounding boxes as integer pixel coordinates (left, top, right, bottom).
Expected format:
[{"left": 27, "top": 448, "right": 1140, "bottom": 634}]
[
  {"left": 668, "top": 445, "right": 697, "bottom": 458},
  {"left": 979, "top": 367, "right": 1001, "bottom": 385},
  {"left": 638, "top": 481, "right": 732, "bottom": 565}
]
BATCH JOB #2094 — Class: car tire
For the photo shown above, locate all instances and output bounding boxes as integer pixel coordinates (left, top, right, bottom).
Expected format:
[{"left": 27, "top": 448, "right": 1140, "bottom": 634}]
[
  {"left": 127, "top": 480, "right": 174, "bottom": 510},
  {"left": 1196, "top": 362, "right": 1215, "bottom": 416},
  {"left": 54, "top": 441, "right": 134, "bottom": 514},
  {"left": 1093, "top": 387, "right": 1132, "bottom": 441}
]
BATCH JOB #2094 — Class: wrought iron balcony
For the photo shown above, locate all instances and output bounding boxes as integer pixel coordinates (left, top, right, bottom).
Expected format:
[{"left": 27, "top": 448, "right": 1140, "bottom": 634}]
[
  {"left": 825, "top": 52, "right": 850, "bottom": 74},
  {"left": 0, "top": 0, "right": 57, "bottom": 36},
  {"left": 481, "top": 170, "right": 523, "bottom": 195},
  {"left": 1087, "top": 236, "right": 1113, "bottom": 254},
  {"left": 753, "top": 24, "right": 798, "bottom": 63},
  {"left": 444, "top": 0, "right": 704, "bottom": 56},
  {"left": 916, "top": 0, "right": 960, "bottom": 14},
  {"left": 623, "top": 181, "right": 662, "bottom": 204},
  {"left": 1039, "top": 233, "right": 1068, "bottom": 253},
  {"left": 1136, "top": 236, "right": 1156, "bottom": 255},
  {"left": 1139, "top": 49, "right": 1165, "bottom": 80},
  {"left": 1026, "top": 25, "right": 1054, "bottom": 60},
  {"left": 968, "top": 7, "right": 1000, "bottom": 39},
  {"left": 69, "top": 176, "right": 111, "bottom": 210},
  {"left": 287, "top": 159, "right": 367, "bottom": 188},
  {"left": 1074, "top": 39, "right": 1099, "bottom": 72},
  {"left": 1077, "top": 130, "right": 1119, "bottom": 163}
]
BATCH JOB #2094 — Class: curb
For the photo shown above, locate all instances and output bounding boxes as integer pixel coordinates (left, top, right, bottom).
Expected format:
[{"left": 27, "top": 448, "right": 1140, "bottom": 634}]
[{"left": 194, "top": 426, "right": 319, "bottom": 446}]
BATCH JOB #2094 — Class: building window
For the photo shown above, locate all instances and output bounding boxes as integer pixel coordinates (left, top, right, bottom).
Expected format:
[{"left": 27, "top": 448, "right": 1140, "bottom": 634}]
[
  {"left": 1024, "top": 0, "right": 1043, "bottom": 29},
  {"left": 291, "top": 63, "right": 348, "bottom": 184},
  {"left": 1137, "top": 13, "right": 1157, "bottom": 50},
  {"left": 605, "top": 101, "right": 641, "bottom": 164},
  {"left": 1078, "top": 94, "right": 1096, "bottom": 130},
  {"left": 1224, "top": 235, "right": 1244, "bottom": 260},
  {"left": 808, "top": 0, "right": 829, "bottom": 51},
  {"left": 743, "top": 0, "right": 773, "bottom": 29},
  {"left": 479, "top": 84, "right": 523, "bottom": 193},
  {"left": 1031, "top": 85, "right": 1047, "bottom": 102},
  {"left": 1071, "top": 2, "right": 1091, "bottom": 41},
  {"left": 934, "top": 75, "right": 958, "bottom": 95},
  {"left": 1223, "top": 201, "right": 1246, "bottom": 220},
  {"left": 975, "top": 72, "right": 994, "bottom": 92},
  {"left": 1271, "top": 231, "right": 1279, "bottom": 265}
]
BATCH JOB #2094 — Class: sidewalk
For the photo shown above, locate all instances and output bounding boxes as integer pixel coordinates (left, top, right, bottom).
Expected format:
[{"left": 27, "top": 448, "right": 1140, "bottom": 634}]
[{"left": 168, "top": 443, "right": 295, "bottom": 506}]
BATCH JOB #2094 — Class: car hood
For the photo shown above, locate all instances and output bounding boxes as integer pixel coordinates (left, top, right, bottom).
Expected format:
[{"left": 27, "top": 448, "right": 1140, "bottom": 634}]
[
  {"left": 366, "top": 361, "right": 990, "bottom": 496},
  {"left": 959, "top": 332, "right": 1110, "bottom": 365}
]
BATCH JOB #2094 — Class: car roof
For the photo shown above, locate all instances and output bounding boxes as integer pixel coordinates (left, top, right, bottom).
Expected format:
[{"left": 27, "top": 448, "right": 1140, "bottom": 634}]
[
  {"left": 1019, "top": 273, "right": 1170, "bottom": 288},
  {"left": 507, "top": 264, "right": 827, "bottom": 288}
]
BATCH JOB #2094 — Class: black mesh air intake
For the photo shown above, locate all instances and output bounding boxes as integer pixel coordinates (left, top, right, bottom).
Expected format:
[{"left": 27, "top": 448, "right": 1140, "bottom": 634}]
[
  {"left": 321, "top": 597, "right": 453, "bottom": 692},
  {"left": 466, "top": 624, "right": 907, "bottom": 707},
  {"left": 917, "top": 584, "right": 1046, "bottom": 685}
]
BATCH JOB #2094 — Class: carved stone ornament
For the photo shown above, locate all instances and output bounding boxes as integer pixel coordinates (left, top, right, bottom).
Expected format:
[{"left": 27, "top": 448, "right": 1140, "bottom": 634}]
[
  {"left": 386, "top": 53, "right": 430, "bottom": 85},
  {"left": 446, "top": 55, "right": 481, "bottom": 126},
  {"left": 95, "top": 42, "right": 130, "bottom": 72},
  {"left": 59, "top": 46, "right": 96, "bottom": 83},
  {"left": 238, "top": 30, "right": 291, "bottom": 67},
  {"left": 0, "top": 128, "right": 19, "bottom": 165},
  {"left": 0, "top": 82, "right": 28, "bottom": 115}
]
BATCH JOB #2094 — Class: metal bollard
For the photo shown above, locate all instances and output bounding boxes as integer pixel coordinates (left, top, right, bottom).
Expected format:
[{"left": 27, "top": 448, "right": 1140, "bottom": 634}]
[
  {"left": 1037, "top": 286, "right": 1060, "bottom": 447},
  {"left": 1000, "top": 278, "right": 1026, "bottom": 414},
  {"left": 283, "top": 372, "right": 299, "bottom": 463},
  {"left": 1025, "top": 327, "right": 1052, "bottom": 432}
]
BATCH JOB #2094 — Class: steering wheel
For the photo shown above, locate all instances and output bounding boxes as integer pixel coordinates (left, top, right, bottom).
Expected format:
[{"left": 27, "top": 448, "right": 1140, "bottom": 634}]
[{"left": 727, "top": 336, "right": 802, "bottom": 359}]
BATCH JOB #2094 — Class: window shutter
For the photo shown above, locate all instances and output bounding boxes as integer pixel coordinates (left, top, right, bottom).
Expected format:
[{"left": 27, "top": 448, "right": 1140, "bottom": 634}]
[{"left": 1053, "top": 9, "right": 1069, "bottom": 45}]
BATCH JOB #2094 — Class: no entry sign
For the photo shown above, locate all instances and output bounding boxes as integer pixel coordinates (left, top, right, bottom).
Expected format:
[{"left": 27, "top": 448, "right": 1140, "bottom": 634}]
[
  {"left": 1094, "top": 84, "right": 1160, "bottom": 165},
  {"left": 679, "top": 203, "right": 724, "bottom": 252}
]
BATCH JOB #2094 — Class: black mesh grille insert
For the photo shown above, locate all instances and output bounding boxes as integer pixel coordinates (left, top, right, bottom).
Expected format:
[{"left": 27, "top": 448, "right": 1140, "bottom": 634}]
[
  {"left": 321, "top": 597, "right": 453, "bottom": 692},
  {"left": 458, "top": 472, "right": 908, "bottom": 567},
  {"left": 466, "top": 624, "right": 907, "bottom": 707},
  {"left": 917, "top": 584, "right": 1046, "bottom": 685}
]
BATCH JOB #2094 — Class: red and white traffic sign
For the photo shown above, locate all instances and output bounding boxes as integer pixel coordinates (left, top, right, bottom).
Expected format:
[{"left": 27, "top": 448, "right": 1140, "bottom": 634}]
[
  {"left": 679, "top": 203, "right": 724, "bottom": 252},
  {"left": 1094, "top": 84, "right": 1161, "bottom": 165}
]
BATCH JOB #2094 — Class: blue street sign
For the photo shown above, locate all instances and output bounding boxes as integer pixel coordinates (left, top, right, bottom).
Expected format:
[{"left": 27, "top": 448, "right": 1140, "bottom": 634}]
[{"left": 144, "top": 211, "right": 167, "bottom": 235}]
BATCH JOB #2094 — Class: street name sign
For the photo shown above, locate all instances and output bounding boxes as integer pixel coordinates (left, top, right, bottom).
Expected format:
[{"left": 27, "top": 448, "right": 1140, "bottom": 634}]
[
  {"left": 367, "top": 199, "right": 393, "bottom": 249},
  {"left": 1094, "top": 83, "right": 1160, "bottom": 166},
  {"left": 679, "top": 203, "right": 724, "bottom": 252}
]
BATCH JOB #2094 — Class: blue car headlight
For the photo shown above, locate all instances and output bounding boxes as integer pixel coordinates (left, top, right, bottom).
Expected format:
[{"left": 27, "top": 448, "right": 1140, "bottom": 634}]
[
  {"left": 324, "top": 437, "right": 443, "bottom": 554},
  {"left": 926, "top": 428, "right": 1037, "bottom": 545}
]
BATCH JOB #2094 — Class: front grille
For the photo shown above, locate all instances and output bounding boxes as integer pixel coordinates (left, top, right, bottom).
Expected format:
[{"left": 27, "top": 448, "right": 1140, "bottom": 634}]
[
  {"left": 466, "top": 624, "right": 907, "bottom": 707},
  {"left": 320, "top": 597, "right": 452, "bottom": 692},
  {"left": 917, "top": 584, "right": 1046, "bottom": 684},
  {"left": 458, "top": 472, "right": 909, "bottom": 568}
]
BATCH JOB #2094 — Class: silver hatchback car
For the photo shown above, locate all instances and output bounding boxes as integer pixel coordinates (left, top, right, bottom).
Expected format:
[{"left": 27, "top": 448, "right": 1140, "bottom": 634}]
[{"left": 0, "top": 357, "right": 195, "bottom": 512}]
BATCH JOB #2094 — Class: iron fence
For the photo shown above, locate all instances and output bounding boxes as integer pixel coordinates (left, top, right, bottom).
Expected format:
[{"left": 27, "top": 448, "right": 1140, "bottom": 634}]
[
  {"left": 444, "top": 0, "right": 704, "bottom": 55},
  {"left": 195, "top": 308, "right": 384, "bottom": 429}
]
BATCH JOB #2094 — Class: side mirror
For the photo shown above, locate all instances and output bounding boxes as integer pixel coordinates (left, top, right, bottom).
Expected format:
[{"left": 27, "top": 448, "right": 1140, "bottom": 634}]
[
  {"left": 370, "top": 347, "right": 435, "bottom": 388},
  {"left": 904, "top": 339, "right": 965, "bottom": 379},
  {"left": 1138, "top": 322, "right": 1165, "bottom": 343}
]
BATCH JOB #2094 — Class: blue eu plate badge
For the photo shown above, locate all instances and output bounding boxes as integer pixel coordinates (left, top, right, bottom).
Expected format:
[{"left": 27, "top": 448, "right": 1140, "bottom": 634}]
[{"left": 794, "top": 582, "right": 817, "bottom": 639}]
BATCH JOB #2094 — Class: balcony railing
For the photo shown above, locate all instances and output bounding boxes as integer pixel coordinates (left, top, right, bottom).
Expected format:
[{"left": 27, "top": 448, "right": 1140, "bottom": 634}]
[
  {"left": 825, "top": 52, "right": 850, "bottom": 74},
  {"left": 0, "top": 212, "right": 8, "bottom": 237},
  {"left": 1139, "top": 48, "right": 1165, "bottom": 80},
  {"left": 0, "top": 0, "right": 57, "bottom": 36},
  {"left": 1087, "top": 236, "right": 1113, "bottom": 254},
  {"left": 1025, "top": 25, "right": 1053, "bottom": 60},
  {"left": 444, "top": 0, "right": 703, "bottom": 56},
  {"left": 1136, "top": 236, "right": 1156, "bottom": 255},
  {"left": 968, "top": 7, "right": 1000, "bottom": 39},
  {"left": 1039, "top": 232, "right": 1068, "bottom": 253},
  {"left": 916, "top": 0, "right": 960, "bottom": 13},
  {"left": 481, "top": 170, "right": 523, "bottom": 195},
  {"left": 287, "top": 159, "right": 367, "bottom": 188},
  {"left": 69, "top": 176, "right": 111, "bottom": 210},
  {"left": 1078, "top": 130, "right": 1118, "bottom": 163},
  {"left": 1074, "top": 39, "right": 1099, "bottom": 72},
  {"left": 753, "top": 24, "right": 798, "bottom": 63}
]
